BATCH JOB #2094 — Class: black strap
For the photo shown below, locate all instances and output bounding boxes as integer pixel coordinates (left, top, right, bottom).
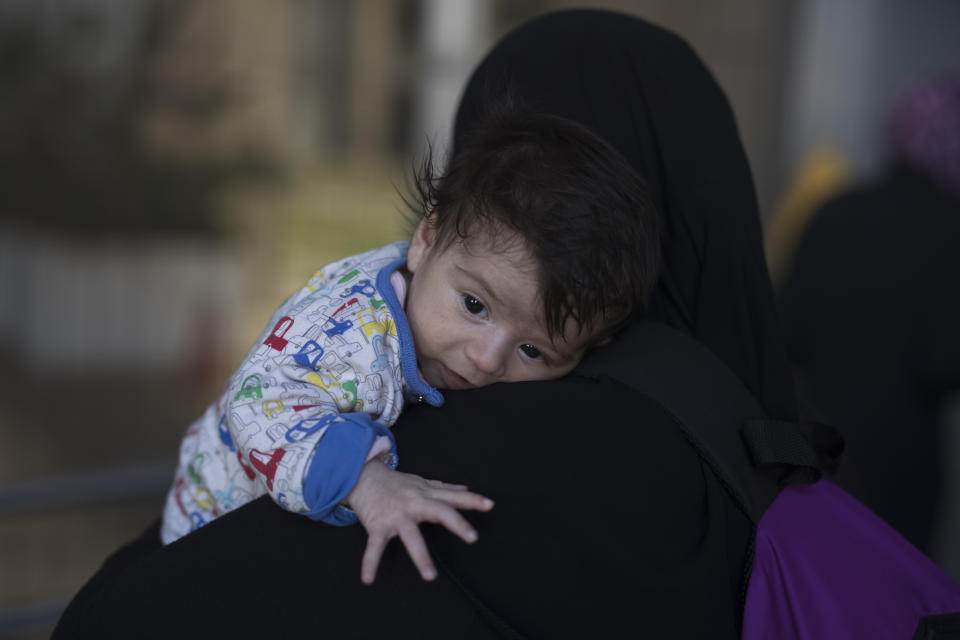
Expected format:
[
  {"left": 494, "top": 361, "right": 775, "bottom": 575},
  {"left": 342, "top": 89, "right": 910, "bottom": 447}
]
[
  {"left": 741, "top": 419, "right": 844, "bottom": 485},
  {"left": 913, "top": 613, "right": 960, "bottom": 640},
  {"left": 577, "top": 321, "right": 842, "bottom": 522}
]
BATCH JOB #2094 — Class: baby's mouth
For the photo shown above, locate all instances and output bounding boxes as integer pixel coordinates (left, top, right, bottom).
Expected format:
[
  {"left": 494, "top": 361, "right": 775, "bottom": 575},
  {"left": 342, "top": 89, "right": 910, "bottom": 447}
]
[{"left": 438, "top": 363, "right": 474, "bottom": 390}]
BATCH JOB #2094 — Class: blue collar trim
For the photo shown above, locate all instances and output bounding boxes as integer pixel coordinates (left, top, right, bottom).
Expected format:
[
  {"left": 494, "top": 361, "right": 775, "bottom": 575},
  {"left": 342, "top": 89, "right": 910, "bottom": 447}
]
[{"left": 376, "top": 256, "right": 444, "bottom": 407}]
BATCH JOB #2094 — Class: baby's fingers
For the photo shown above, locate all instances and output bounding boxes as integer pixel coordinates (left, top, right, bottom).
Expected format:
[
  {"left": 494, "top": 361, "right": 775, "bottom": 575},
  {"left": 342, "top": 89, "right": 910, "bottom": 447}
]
[
  {"left": 423, "top": 501, "right": 482, "bottom": 545},
  {"left": 424, "top": 479, "right": 469, "bottom": 491},
  {"left": 397, "top": 524, "right": 437, "bottom": 582},
  {"left": 431, "top": 488, "right": 495, "bottom": 513},
  {"left": 361, "top": 533, "right": 389, "bottom": 585}
]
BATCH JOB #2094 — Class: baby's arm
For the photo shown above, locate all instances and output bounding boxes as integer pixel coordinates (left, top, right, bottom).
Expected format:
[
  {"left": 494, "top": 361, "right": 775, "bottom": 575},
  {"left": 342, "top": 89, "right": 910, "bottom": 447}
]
[
  {"left": 345, "top": 458, "right": 494, "bottom": 584},
  {"left": 220, "top": 252, "right": 407, "bottom": 522}
]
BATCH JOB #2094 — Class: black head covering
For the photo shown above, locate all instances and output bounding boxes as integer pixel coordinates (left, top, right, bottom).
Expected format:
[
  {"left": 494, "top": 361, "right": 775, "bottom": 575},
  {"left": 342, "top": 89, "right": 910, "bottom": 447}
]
[{"left": 454, "top": 9, "right": 798, "bottom": 422}]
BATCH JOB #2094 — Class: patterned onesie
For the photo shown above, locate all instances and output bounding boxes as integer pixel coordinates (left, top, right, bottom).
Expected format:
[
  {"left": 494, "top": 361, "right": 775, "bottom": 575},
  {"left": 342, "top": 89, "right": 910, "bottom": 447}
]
[{"left": 160, "top": 241, "right": 444, "bottom": 544}]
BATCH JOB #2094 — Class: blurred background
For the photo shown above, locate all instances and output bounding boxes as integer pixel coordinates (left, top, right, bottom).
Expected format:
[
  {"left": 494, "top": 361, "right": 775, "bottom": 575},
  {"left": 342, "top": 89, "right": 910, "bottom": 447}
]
[{"left": 0, "top": 0, "right": 958, "bottom": 637}]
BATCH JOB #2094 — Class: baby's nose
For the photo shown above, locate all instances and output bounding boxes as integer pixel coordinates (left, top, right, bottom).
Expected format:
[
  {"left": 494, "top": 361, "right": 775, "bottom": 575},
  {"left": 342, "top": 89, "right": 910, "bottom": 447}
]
[{"left": 465, "top": 338, "right": 508, "bottom": 379}]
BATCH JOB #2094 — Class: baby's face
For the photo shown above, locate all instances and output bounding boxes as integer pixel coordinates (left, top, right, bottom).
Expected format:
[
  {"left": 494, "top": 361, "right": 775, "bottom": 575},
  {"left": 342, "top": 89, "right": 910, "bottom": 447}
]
[{"left": 405, "top": 221, "right": 599, "bottom": 390}]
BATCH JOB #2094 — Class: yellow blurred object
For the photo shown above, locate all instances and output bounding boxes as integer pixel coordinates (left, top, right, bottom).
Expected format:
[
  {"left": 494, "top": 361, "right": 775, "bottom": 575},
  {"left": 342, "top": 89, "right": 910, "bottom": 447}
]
[
  {"left": 765, "top": 146, "right": 850, "bottom": 286},
  {"left": 216, "top": 160, "right": 409, "bottom": 360}
]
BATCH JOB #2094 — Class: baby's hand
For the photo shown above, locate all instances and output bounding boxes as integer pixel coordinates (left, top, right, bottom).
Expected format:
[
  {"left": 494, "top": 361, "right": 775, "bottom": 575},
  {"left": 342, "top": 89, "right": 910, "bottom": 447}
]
[{"left": 344, "top": 460, "right": 494, "bottom": 584}]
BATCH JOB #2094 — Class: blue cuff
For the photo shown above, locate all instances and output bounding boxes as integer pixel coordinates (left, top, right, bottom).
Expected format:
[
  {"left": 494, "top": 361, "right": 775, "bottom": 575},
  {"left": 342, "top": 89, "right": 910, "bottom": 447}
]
[{"left": 301, "top": 413, "right": 397, "bottom": 525}]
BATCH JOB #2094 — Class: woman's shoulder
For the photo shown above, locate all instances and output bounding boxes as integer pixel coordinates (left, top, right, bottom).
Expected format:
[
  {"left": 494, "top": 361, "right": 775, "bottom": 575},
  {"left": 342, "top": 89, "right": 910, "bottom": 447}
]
[{"left": 395, "top": 372, "right": 750, "bottom": 637}]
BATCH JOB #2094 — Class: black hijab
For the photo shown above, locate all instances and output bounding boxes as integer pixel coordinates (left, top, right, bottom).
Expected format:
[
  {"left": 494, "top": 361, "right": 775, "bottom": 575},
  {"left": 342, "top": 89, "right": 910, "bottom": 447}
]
[{"left": 454, "top": 9, "right": 798, "bottom": 422}]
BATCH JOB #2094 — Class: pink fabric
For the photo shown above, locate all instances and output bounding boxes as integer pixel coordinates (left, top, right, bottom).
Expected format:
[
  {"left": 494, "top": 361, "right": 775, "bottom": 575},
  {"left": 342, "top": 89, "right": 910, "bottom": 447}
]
[
  {"left": 743, "top": 481, "right": 960, "bottom": 639},
  {"left": 390, "top": 270, "right": 408, "bottom": 307}
]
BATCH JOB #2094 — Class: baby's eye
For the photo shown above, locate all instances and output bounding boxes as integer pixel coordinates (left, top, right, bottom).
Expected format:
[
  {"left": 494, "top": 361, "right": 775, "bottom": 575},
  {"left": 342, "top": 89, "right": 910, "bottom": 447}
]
[
  {"left": 462, "top": 294, "right": 487, "bottom": 318},
  {"left": 519, "top": 344, "right": 542, "bottom": 359}
]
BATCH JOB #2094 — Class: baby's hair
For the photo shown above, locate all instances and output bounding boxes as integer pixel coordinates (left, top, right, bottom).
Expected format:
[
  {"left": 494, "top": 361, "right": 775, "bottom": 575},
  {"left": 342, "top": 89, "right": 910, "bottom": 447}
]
[{"left": 406, "top": 97, "right": 661, "bottom": 344}]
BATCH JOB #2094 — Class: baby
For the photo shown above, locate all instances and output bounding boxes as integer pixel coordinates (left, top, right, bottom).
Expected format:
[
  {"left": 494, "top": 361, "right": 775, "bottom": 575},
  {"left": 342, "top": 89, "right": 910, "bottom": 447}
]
[{"left": 161, "top": 102, "right": 661, "bottom": 583}]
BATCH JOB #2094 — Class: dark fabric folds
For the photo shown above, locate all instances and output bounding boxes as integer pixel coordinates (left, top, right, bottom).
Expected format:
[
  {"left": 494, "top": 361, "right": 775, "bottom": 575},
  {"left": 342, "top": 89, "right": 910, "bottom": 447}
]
[{"left": 54, "top": 379, "right": 751, "bottom": 640}]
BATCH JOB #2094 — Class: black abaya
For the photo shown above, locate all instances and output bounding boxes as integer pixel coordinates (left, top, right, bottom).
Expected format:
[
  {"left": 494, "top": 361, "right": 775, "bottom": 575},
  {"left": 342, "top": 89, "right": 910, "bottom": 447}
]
[
  {"left": 54, "top": 10, "right": 796, "bottom": 638},
  {"left": 55, "top": 377, "right": 753, "bottom": 638}
]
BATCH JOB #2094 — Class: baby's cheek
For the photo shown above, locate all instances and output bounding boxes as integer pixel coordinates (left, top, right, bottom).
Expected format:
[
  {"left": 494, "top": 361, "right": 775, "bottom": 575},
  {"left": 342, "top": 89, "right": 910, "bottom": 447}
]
[
  {"left": 550, "top": 360, "right": 581, "bottom": 380},
  {"left": 512, "top": 365, "right": 567, "bottom": 383}
]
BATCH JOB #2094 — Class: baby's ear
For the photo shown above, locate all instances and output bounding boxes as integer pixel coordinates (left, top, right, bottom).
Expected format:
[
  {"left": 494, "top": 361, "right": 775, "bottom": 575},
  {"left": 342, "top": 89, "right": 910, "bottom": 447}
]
[{"left": 407, "top": 218, "right": 436, "bottom": 273}]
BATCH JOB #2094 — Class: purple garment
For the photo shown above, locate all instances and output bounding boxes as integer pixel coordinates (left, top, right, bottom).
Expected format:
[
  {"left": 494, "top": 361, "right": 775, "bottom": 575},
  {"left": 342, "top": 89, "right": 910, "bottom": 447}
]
[
  {"left": 743, "top": 481, "right": 960, "bottom": 639},
  {"left": 889, "top": 76, "right": 960, "bottom": 197}
]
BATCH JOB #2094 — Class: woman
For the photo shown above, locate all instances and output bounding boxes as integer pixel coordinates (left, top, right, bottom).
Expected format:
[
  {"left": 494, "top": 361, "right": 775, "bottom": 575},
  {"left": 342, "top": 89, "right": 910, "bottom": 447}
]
[{"left": 55, "top": 11, "right": 806, "bottom": 638}]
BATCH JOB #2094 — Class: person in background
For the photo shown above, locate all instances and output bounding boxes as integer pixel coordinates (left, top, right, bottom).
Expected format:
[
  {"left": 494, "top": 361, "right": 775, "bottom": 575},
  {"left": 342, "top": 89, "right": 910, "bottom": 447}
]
[{"left": 778, "top": 76, "right": 960, "bottom": 552}]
